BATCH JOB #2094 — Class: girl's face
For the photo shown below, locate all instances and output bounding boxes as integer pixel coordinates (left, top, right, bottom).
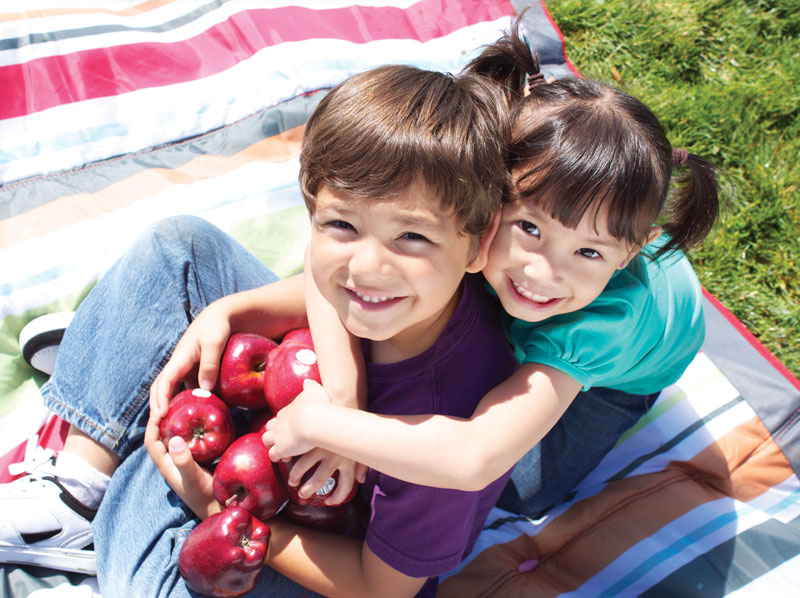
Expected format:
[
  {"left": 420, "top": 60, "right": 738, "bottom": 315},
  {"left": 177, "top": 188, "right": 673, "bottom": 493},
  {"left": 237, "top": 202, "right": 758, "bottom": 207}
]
[{"left": 483, "top": 200, "right": 649, "bottom": 323}]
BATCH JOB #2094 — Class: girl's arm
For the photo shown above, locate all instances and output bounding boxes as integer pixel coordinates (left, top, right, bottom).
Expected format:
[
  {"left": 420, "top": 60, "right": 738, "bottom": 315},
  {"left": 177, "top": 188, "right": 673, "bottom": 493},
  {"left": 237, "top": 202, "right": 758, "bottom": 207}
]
[
  {"left": 303, "top": 249, "right": 367, "bottom": 411},
  {"left": 266, "top": 362, "right": 581, "bottom": 491}
]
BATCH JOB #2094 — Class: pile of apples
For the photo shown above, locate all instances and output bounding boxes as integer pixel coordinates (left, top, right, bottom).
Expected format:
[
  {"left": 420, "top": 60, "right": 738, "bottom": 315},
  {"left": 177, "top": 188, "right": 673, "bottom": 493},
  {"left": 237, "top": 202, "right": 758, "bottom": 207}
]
[{"left": 159, "top": 329, "right": 363, "bottom": 597}]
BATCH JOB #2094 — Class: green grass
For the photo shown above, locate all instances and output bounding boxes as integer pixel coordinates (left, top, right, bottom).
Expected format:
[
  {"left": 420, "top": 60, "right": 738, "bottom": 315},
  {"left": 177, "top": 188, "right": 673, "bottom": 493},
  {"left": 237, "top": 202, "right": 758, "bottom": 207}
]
[{"left": 545, "top": 0, "right": 800, "bottom": 377}]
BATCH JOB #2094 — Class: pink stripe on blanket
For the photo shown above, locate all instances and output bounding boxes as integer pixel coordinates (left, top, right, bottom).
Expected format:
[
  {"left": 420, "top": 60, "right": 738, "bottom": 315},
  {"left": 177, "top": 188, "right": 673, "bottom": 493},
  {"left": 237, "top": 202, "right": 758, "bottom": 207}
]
[{"left": 0, "top": 0, "right": 513, "bottom": 119}]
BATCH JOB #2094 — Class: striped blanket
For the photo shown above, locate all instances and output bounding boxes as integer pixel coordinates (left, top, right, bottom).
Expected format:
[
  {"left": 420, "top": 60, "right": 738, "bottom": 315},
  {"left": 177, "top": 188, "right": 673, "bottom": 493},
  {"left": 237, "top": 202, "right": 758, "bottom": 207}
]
[{"left": 2, "top": 1, "right": 799, "bottom": 596}]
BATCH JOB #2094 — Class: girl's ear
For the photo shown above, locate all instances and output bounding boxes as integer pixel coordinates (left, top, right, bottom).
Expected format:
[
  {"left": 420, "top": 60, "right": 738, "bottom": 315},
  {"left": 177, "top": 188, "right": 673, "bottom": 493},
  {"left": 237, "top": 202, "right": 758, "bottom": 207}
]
[
  {"left": 618, "top": 225, "right": 663, "bottom": 269},
  {"left": 466, "top": 210, "right": 502, "bottom": 273}
]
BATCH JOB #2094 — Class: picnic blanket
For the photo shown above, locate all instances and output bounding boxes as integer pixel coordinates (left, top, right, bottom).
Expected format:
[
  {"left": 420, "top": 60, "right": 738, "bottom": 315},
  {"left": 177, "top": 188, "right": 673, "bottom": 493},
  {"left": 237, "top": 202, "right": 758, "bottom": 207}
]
[{"left": 1, "top": 1, "right": 799, "bottom": 596}]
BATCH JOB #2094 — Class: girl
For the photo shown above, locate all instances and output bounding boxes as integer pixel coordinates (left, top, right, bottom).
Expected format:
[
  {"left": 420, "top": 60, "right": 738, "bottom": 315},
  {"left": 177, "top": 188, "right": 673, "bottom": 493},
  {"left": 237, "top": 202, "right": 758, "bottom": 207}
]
[{"left": 264, "top": 19, "right": 724, "bottom": 517}]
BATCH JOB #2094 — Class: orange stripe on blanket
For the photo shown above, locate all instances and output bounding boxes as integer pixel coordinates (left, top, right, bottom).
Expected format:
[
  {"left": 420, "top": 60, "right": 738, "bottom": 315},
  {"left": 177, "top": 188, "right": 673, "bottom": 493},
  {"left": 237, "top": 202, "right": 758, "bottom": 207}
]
[
  {"left": 0, "top": 125, "right": 304, "bottom": 250},
  {"left": 439, "top": 415, "right": 796, "bottom": 598},
  {"left": 0, "top": 0, "right": 172, "bottom": 23}
]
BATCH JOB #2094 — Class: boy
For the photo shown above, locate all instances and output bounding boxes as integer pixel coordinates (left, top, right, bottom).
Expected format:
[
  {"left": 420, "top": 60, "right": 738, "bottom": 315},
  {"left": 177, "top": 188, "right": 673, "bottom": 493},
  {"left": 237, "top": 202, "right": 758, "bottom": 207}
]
[{"left": 0, "top": 65, "right": 517, "bottom": 597}]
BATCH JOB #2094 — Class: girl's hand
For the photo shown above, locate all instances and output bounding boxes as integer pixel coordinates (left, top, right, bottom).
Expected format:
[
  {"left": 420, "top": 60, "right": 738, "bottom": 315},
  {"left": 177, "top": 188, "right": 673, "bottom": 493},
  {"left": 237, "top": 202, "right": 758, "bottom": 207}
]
[
  {"left": 263, "top": 379, "right": 367, "bottom": 503},
  {"left": 144, "top": 400, "right": 220, "bottom": 520},
  {"left": 289, "top": 448, "right": 367, "bottom": 506},
  {"left": 150, "top": 300, "right": 232, "bottom": 416},
  {"left": 263, "top": 378, "right": 329, "bottom": 460}
]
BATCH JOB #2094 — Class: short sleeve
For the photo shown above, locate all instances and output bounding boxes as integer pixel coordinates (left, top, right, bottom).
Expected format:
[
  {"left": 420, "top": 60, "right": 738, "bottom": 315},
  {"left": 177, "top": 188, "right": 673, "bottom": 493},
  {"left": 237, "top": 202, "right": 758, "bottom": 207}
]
[
  {"left": 364, "top": 472, "right": 483, "bottom": 578},
  {"left": 507, "top": 267, "right": 661, "bottom": 391}
]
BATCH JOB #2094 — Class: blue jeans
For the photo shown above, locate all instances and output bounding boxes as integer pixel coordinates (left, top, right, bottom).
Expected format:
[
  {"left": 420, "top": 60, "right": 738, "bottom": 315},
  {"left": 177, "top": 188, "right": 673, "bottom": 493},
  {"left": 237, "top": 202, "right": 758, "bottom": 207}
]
[
  {"left": 41, "top": 216, "right": 321, "bottom": 598},
  {"left": 498, "top": 385, "right": 659, "bottom": 517}
]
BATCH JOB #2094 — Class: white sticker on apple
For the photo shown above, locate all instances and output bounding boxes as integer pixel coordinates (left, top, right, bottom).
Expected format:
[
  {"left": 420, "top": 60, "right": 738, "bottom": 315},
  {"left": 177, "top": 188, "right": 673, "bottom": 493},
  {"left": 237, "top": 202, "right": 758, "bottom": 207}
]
[
  {"left": 296, "top": 349, "right": 317, "bottom": 366},
  {"left": 192, "top": 389, "right": 212, "bottom": 398},
  {"left": 317, "top": 477, "right": 335, "bottom": 496}
]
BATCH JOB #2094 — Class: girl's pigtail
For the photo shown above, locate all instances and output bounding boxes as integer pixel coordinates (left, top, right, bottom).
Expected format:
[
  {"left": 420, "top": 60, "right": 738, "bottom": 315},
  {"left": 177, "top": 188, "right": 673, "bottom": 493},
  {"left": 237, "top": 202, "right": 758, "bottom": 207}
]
[
  {"left": 658, "top": 152, "right": 723, "bottom": 257},
  {"left": 462, "top": 19, "right": 540, "bottom": 109}
]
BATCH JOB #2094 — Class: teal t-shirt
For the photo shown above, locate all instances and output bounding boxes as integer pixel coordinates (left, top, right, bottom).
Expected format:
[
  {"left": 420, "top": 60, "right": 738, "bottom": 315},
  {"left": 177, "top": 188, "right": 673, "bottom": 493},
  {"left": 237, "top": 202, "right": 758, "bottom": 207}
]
[{"left": 497, "top": 245, "right": 705, "bottom": 395}]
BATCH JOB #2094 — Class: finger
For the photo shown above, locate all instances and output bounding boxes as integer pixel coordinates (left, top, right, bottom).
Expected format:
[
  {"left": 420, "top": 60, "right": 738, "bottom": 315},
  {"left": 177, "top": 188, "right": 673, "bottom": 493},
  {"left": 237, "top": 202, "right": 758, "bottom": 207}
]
[
  {"left": 298, "top": 458, "right": 337, "bottom": 499},
  {"left": 289, "top": 451, "right": 320, "bottom": 488},
  {"left": 197, "top": 337, "right": 226, "bottom": 391},
  {"left": 326, "top": 469, "right": 355, "bottom": 506},
  {"left": 355, "top": 462, "right": 368, "bottom": 484}
]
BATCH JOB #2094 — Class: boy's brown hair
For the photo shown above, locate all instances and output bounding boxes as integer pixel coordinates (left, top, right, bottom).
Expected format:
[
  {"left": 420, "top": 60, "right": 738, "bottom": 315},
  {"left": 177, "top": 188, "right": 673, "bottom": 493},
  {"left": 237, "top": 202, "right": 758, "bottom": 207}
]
[{"left": 299, "top": 64, "right": 510, "bottom": 245}]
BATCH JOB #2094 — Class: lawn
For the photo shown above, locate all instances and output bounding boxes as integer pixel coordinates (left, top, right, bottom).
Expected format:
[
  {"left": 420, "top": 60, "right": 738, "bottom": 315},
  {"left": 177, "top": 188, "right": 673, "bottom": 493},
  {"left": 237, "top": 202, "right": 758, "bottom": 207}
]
[{"left": 545, "top": 0, "right": 800, "bottom": 377}]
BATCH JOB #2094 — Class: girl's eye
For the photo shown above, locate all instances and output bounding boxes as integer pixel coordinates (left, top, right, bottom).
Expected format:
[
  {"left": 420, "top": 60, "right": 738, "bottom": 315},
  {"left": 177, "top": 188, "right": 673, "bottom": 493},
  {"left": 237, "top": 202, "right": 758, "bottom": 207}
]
[
  {"left": 515, "top": 220, "right": 540, "bottom": 237},
  {"left": 577, "top": 248, "right": 601, "bottom": 259}
]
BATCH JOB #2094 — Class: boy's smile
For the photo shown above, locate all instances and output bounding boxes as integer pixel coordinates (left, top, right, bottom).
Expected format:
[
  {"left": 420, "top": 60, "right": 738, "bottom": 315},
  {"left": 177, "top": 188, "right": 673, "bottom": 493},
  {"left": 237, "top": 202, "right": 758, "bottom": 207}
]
[
  {"left": 308, "top": 182, "right": 481, "bottom": 364},
  {"left": 483, "top": 201, "right": 645, "bottom": 323}
]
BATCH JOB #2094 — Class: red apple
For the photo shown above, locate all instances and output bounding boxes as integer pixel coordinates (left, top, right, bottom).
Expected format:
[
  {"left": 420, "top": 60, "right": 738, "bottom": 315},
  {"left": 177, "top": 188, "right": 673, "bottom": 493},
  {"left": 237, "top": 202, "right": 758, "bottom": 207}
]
[
  {"left": 213, "top": 433, "right": 289, "bottom": 521},
  {"left": 277, "top": 457, "right": 357, "bottom": 507},
  {"left": 263, "top": 341, "right": 321, "bottom": 414},
  {"left": 281, "top": 495, "right": 368, "bottom": 538},
  {"left": 159, "top": 389, "right": 234, "bottom": 464},
  {"left": 218, "top": 332, "right": 278, "bottom": 410},
  {"left": 281, "top": 327, "right": 314, "bottom": 346},
  {"left": 178, "top": 506, "right": 270, "bottom": 597}
]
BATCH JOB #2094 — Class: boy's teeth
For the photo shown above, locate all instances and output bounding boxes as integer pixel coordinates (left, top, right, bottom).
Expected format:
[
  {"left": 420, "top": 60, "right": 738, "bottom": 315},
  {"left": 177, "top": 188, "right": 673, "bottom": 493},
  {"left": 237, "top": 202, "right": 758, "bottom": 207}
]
[
  {"left": 512, "top": 281, "right": 552, "bottom": 303},
  {"left": 354, "top": 290, "right": 395, "bottom": 303}
]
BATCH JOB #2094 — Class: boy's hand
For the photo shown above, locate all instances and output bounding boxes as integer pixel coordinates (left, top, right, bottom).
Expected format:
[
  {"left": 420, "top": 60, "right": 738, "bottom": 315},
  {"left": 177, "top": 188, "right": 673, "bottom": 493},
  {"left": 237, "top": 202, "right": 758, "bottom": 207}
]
[
  {"left": 150, "top": 301, "right": 232, "bottom": 414},
  {"left": 144, "top": 400, "right": 220, "bottom": 520}
]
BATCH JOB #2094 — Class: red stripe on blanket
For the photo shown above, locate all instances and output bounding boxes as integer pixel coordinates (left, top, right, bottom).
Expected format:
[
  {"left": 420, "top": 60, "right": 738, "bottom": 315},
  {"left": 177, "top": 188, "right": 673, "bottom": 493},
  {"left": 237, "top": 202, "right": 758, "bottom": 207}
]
[
  {"left": 0, "top": 0, "right": 513, "bottom": 120},
  {"left": 702, "top": 287, "right": 800, "bottom": 390},
  {"left": 0, "top": 414, "right": 69, "bottom": 484}
]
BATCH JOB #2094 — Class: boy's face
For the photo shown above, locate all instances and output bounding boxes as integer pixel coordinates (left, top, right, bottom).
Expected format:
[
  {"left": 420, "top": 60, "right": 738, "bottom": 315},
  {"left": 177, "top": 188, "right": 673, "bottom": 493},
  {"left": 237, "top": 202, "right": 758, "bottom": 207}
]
[
  {"left": 483, "top": 200, "right": 641, "bottom": 323},
  {"left": 308, "top": 182, "right": 482, "bottom": 363}
]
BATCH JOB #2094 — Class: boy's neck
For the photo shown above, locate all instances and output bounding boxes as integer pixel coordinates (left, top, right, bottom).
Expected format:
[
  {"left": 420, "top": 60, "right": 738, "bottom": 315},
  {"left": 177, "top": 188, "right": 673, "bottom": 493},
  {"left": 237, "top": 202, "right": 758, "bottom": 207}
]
[{"left": 366, "top": 284, "right": 463, "bottom": 365}]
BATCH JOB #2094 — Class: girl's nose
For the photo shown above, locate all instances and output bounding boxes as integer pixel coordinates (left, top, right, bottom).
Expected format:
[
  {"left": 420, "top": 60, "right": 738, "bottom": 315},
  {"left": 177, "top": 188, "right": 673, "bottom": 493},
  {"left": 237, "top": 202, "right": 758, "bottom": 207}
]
[{"left": 523, "top": 251, "right": 561, "bottom": 282}]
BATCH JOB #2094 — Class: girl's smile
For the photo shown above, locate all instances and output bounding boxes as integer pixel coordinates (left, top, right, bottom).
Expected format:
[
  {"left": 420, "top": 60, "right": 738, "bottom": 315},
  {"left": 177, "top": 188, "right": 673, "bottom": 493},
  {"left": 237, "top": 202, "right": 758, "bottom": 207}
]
[{"left": 483, "top": 201, "right": 652, "bottom": 323}]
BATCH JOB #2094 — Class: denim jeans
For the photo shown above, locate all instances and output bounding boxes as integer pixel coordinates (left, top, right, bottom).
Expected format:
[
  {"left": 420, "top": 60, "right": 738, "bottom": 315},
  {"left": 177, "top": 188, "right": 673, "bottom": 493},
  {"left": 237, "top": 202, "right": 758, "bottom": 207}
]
[
  {"left": 497, "top": 385, "right": 660, "bottom": 518},
  {"left": 41, "top": 216, "right": 321, "bottom": 598}
]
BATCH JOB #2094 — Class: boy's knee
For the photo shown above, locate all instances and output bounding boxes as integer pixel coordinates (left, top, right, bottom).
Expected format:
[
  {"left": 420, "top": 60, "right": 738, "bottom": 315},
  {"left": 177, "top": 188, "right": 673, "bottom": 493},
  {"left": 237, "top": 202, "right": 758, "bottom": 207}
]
[{"left": 137, "top": 216, "right": 222, "bottom": 257}]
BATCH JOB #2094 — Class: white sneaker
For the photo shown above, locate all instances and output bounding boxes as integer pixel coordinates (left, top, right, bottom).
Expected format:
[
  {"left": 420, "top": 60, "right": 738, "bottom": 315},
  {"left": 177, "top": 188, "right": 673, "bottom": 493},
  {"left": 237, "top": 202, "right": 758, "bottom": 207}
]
[
  {"left": 19, "top": 311, "right": 75, "bottom": 376},
  {"left": 0, "top": 458, "right": 96, "bottom": 574}
]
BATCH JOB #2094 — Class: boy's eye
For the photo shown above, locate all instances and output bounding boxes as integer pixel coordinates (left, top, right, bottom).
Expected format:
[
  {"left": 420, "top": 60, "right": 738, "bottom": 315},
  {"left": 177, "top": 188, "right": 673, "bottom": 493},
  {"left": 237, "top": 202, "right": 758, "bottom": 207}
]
[
  {"left": 329, "top": 220, "right": 355, "bottom": 232},
  {"left": 399, "top": 232, "right": 430, "bottom": 243},
  {"left": 577, "top": 248, "right": 601, "bottom": 259},
  {"left": 515, "top": 220, "right": 540, "bottom": 237}
]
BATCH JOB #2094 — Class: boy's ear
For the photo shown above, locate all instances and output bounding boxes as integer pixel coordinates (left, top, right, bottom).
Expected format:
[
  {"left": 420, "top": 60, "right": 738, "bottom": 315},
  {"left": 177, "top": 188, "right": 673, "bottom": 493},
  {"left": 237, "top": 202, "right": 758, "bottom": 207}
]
[
  {"left": 618, "top": 225, "right": 663, "bottom": 269},
  {"left": 466, "top": 211, "right": 502, "bottom": 273}
]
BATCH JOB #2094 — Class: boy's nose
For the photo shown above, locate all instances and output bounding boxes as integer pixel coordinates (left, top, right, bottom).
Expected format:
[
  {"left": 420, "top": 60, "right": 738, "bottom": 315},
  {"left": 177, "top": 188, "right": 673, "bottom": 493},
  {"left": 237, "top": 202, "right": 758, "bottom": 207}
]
[{"left": 349, "top": 239, "right": 393, "bottom": 279}]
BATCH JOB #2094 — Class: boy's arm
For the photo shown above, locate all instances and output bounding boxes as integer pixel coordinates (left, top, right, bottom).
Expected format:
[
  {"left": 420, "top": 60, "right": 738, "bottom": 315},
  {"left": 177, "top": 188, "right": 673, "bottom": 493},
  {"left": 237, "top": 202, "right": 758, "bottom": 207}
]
[
  {"left": 266, "top": 519, "right": 425, "bottom": 598},
  {"left": 266, "top": 363, "right": 581, "bottom": 491},
  {"left": 143, "top": 406, "right": 423, "bottom": 597},
  {"left": 150, "top": 273, "right": 308, "bottom": 414}
]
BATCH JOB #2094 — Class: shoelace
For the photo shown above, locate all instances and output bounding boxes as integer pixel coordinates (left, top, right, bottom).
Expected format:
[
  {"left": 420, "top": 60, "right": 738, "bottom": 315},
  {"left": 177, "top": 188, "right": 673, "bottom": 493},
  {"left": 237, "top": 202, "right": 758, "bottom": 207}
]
[{"left": 7, "top": 434, "right": 56, "bottom": 479}]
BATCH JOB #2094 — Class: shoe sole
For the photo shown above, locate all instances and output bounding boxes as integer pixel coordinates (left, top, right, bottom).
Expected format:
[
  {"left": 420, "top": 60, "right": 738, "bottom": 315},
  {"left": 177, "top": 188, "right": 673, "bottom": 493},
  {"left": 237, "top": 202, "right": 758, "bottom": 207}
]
[
  {"left": 0, "top": 543, "right": 96, "bottom": 574},
  {"left": 18, "top": 311, "right": 75, "bottom": 375}
]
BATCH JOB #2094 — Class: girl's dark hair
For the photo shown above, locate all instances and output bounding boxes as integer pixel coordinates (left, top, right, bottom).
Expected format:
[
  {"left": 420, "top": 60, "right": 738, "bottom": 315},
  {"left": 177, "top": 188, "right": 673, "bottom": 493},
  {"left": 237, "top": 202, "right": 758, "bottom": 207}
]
[
  {"left": 464, "top": 19, "right": 721, "bottom": 258},
  {"left": 299, "top": 64, "right": 510, "bottom": 244}
]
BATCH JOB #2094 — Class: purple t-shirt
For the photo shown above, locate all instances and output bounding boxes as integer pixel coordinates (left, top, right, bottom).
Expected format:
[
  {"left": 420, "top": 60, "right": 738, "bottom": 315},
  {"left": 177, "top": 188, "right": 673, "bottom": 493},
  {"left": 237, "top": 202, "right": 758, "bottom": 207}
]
[{"left": 359, "top": 273, "right": 518, "bottom": 597}]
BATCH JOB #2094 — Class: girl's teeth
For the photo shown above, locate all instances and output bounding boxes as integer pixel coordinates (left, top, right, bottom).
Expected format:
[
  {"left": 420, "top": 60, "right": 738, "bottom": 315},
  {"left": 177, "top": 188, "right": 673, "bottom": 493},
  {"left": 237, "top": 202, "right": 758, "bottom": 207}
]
[
  {"left": 512, "top": 281, "right": 552, "bottom": 303},
  {"left": 355, "top": 291, "right": 394, "bottom": 303}
]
